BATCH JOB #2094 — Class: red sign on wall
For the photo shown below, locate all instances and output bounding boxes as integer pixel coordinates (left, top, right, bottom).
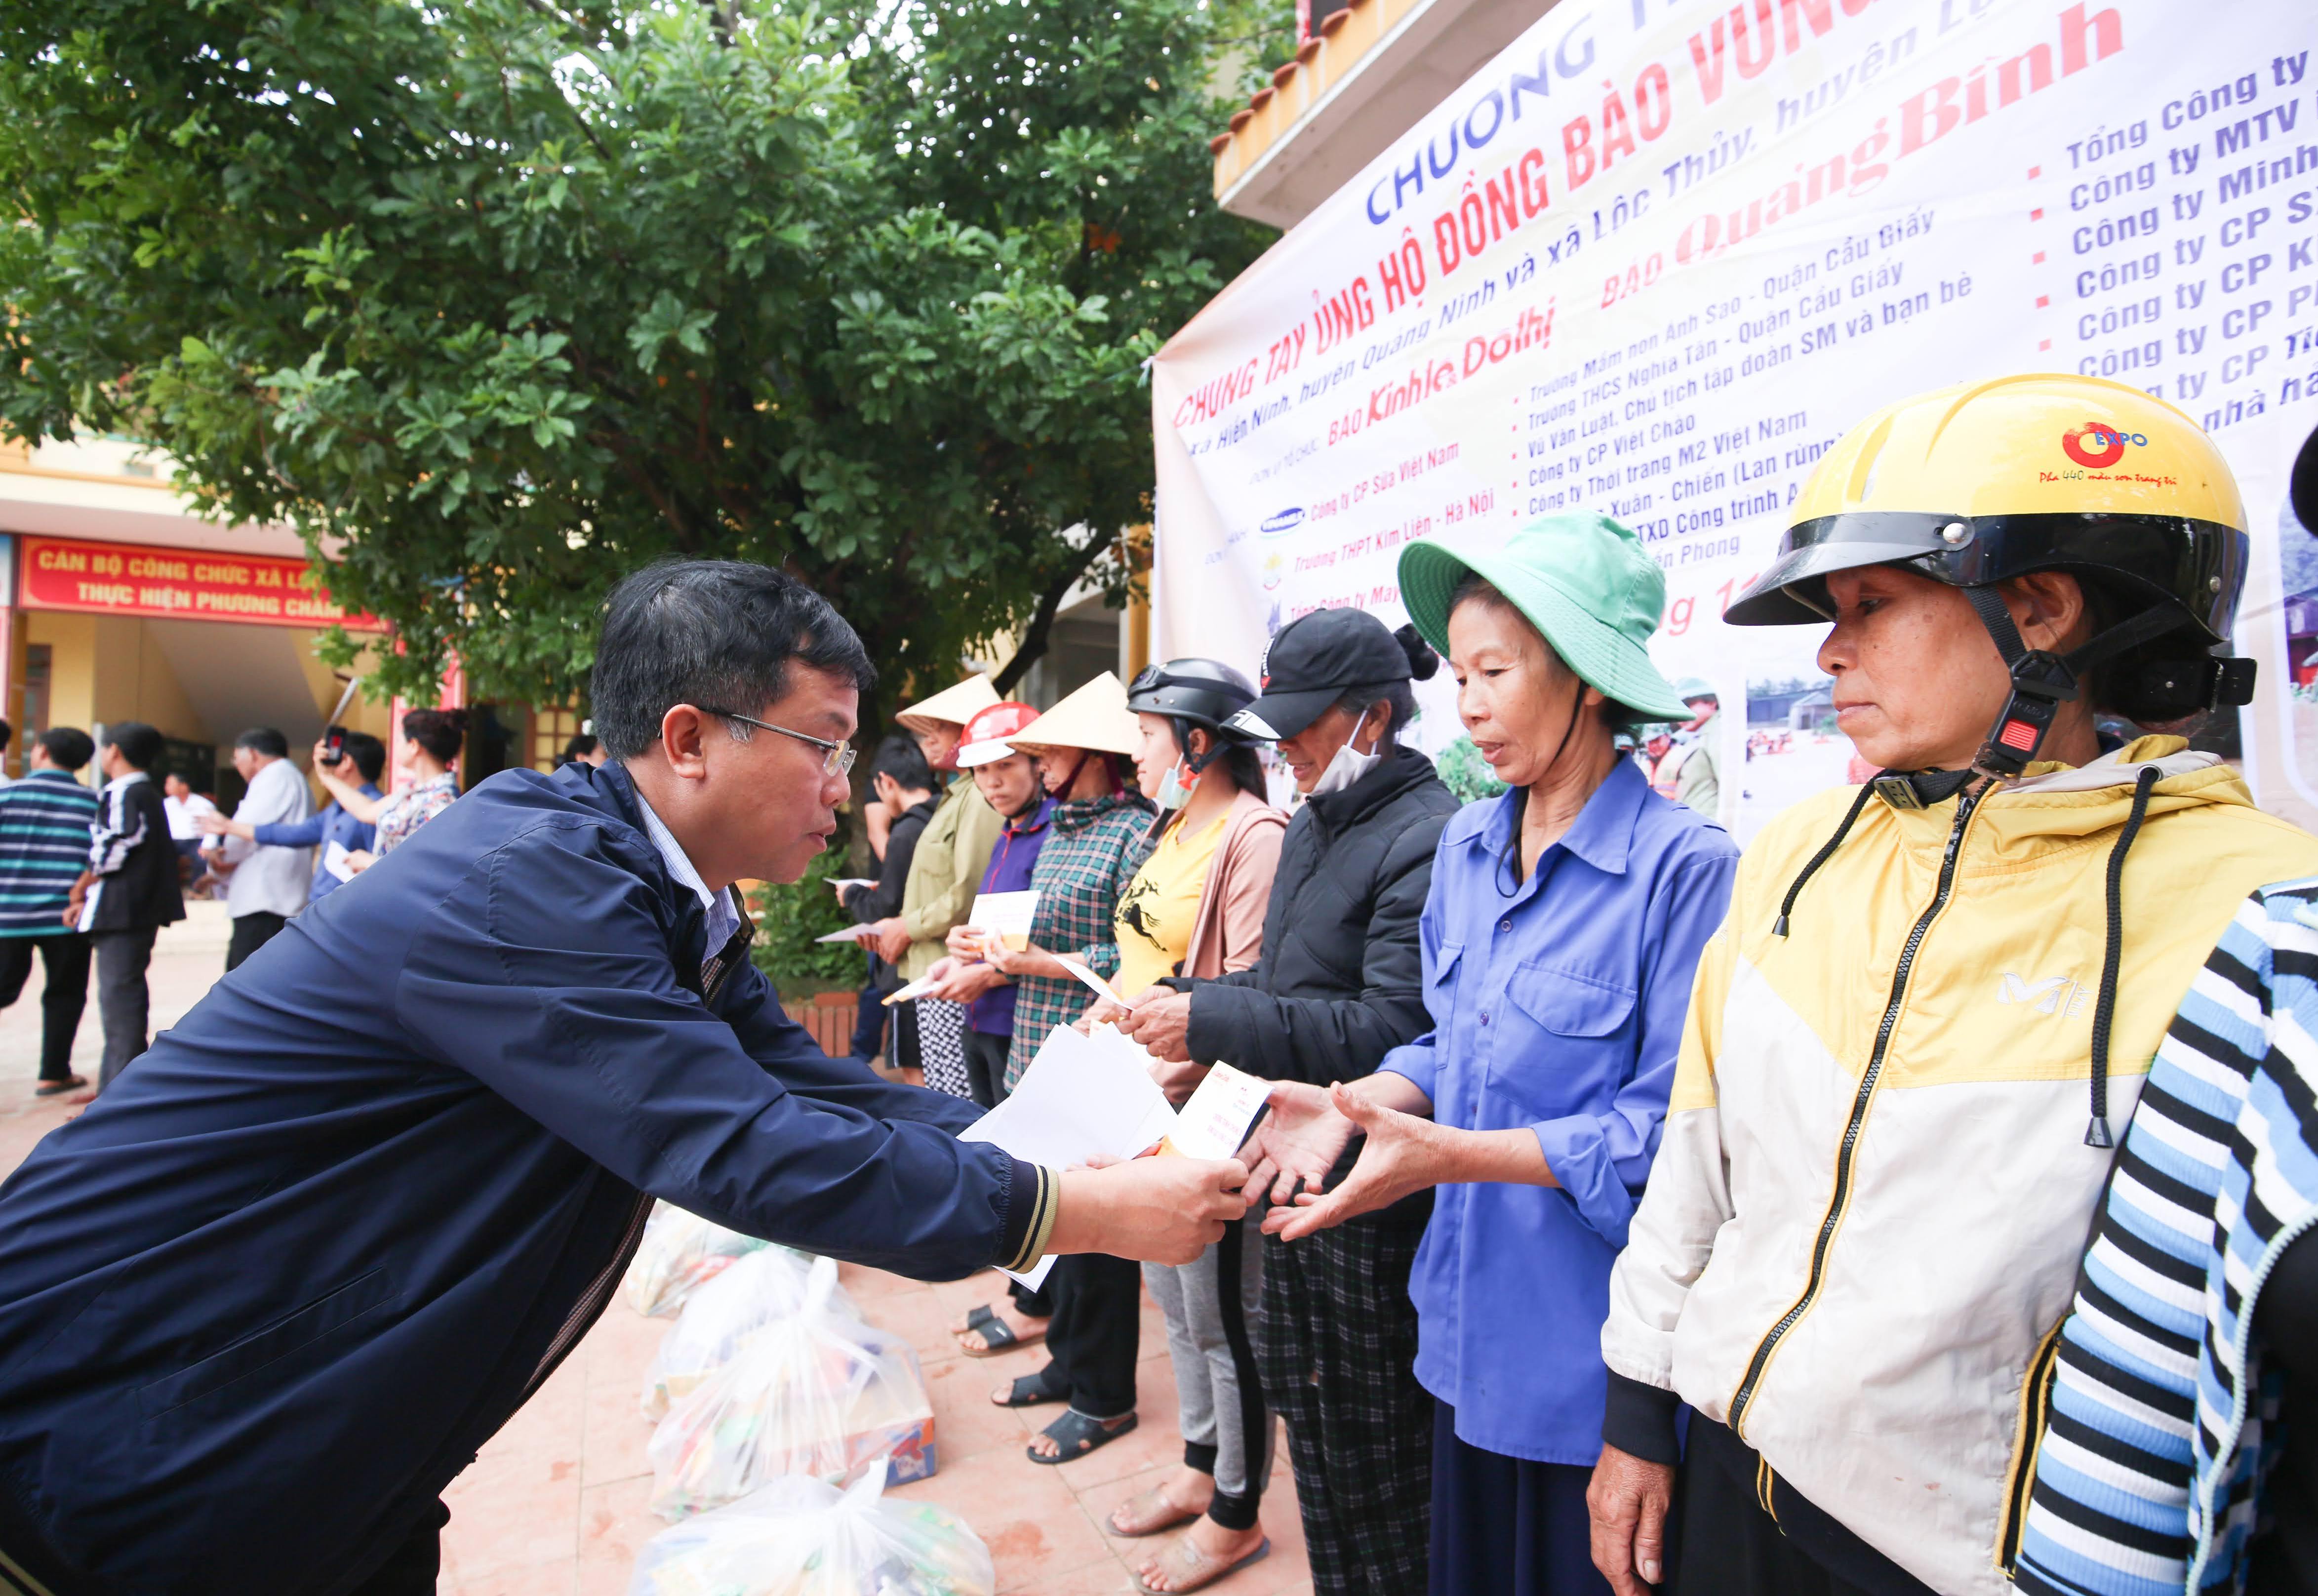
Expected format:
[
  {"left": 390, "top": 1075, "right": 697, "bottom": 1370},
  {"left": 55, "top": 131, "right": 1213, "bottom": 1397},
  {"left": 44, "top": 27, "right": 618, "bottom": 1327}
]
[{"left": 16, "top": 535, "right": 383, "bottom": 631}]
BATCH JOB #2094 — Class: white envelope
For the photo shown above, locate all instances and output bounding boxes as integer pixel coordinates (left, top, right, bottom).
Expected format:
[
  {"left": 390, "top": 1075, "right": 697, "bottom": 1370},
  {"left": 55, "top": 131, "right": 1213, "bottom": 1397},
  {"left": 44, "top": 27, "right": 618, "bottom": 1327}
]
[
  {"left": 966, "top": 889, "right": 1040, "bottom": 951},
  {"left": 959, "top": 1023, "right": 1179, "bottom": 1288}
]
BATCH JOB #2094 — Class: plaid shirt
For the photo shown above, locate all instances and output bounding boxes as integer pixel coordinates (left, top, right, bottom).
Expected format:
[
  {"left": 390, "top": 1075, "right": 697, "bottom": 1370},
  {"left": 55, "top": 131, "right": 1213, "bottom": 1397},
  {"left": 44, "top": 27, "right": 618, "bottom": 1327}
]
[{"left": 1004, "top": 790, "right": 1156, "bottom": 1086}]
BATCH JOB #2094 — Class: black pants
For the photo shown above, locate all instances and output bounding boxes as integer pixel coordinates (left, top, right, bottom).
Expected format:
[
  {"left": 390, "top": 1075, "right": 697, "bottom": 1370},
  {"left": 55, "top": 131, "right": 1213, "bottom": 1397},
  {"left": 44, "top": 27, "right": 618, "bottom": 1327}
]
[
  {"left": 852, "top": 976, "right": 889, "bottom": 1060},
  {"left": 1429, "top": 1400, "right": 1607, "bottom": 1596},
  {"left": 1259, "top": 1220, "right": 1434, "bottom": 1596},
  {"left": 0, "top": 933, "right": 91, "bottom": 1080},
  {"left": 91, "top": 928, "right": 158, "bottom": 1090},
  {"left": 346, "top": 1500, "right": 450, "bottom": 1596},
  {"left": 225, "top": 910, "right": 286, "bottom": 972},
  {"left": 892, "top": 994, "right": 921, "bottom": 1073},
  {"left": 1666, "top": 1418, "right": 1936, "bottom": 1596},
  {"left": 962, "top": 1028, "right": 1009, "bottom": 1110},
  {"left": 1033, "top": 1252, "right": 1141, "bottom": 1419}
]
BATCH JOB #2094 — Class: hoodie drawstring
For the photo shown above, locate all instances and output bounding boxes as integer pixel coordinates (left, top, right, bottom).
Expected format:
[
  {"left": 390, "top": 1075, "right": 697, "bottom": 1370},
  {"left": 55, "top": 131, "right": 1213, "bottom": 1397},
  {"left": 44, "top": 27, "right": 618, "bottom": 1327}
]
[
  {"left": 1774, "top": 781, "right": 1880, "bottom": 936},
  {"left": 2085, "top": 764, "right": 2160, "bottom": 1148}
]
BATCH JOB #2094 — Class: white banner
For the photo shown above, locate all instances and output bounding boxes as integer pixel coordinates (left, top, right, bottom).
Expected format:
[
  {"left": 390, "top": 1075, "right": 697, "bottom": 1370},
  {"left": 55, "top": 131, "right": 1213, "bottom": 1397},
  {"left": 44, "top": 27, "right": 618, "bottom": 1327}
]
[{"left": 1152, "top": 0, "right": 2318, "bottom": 838}]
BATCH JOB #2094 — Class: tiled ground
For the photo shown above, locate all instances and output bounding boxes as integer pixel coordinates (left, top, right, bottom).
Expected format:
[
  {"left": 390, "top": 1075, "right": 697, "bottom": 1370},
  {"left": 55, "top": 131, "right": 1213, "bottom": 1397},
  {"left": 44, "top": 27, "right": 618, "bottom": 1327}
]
[
  {"left": 439, "top": 1265, "right": 1310, "bottom": 1596},
  {"left": 0, "top": 902, "right": 1313, "bottom": 1596}
]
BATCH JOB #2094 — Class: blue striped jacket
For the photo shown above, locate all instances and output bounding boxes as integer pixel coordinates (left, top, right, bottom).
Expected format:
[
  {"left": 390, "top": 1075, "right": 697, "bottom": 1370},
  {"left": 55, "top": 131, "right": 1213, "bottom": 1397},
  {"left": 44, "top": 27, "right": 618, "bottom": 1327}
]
[
  {"left": 0, "top": 771, "right": 99, "bottom": 937},
  {"left": 2013, "top": 879, "right": 2318, "bottom": 1595}
]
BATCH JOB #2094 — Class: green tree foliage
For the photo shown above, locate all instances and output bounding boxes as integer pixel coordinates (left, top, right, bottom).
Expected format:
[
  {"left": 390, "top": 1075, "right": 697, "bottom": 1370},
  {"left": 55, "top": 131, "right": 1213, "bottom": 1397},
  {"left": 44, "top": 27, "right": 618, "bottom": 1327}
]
[{"left": 0, "top": 0, "right": 1279, "bottom": 711}]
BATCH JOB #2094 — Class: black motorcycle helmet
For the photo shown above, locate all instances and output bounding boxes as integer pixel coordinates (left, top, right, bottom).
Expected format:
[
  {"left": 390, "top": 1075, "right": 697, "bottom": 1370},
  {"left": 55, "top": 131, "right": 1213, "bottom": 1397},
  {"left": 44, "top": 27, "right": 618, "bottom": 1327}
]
[{"left": 1126, "top": 658, "right": 1262, "bottom": 773}]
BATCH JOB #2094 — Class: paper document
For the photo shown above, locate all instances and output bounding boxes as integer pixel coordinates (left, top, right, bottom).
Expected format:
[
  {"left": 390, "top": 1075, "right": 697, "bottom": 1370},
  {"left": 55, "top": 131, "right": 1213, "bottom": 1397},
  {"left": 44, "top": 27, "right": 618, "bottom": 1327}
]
[
  {"left": 814, "top": 925, "right": 876, "bottom": 944},
  {"left": 966, "top": 889, "right": 1039, "bottom": 952},
  {"left": 1159, "top": 1061, "right": 1272, "bottom": 1160},
  {"left": 827, "top": 877, "right": 878, "bottom": 891},
  {"left": 960, "top": 1024, "right": 1180, "bottom": 1288},
  {"left": 880, "top": 975, "right": 940, "bottom": 1006},
  {"left": 322, "top": 841, "right": 359, "bottom": 883},
  {"left": 1051, "top": 955, "right": 1124, "bottom": 1009}
]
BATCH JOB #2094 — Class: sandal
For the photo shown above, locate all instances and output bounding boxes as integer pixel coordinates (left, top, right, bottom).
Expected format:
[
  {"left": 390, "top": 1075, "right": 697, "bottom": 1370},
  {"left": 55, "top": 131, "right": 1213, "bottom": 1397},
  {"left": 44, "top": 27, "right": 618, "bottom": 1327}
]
[
  {"left": 993, "top": 1372, "right": 1064, "bottom": 1409},
  {"left": 1108, "top": 1485, "right": 1204, "bottom": 1538},
  {"left": 33, "top": 1077, "right": 88, "bottom": 1098},
  {"left": 1135, "top": 1535, "right": 1270, "bottom": 1595},
  {"left": 1027, "top": 1409, "right": 1137, "bottom": 1464},
  {"left": 957, "top": 1303, "right": 1045, "bottom": 1357}
]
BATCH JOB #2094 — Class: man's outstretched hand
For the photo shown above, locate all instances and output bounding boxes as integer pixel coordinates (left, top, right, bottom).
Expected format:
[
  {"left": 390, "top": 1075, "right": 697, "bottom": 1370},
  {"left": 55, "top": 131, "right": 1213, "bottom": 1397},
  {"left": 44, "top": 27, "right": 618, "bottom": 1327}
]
[
  {"left": 1588, "top": 1443, "right": 1674, "bottom": 1596},
  {"left": 1048, "top": 1157, "right": 1250, "bottom": 1266}
]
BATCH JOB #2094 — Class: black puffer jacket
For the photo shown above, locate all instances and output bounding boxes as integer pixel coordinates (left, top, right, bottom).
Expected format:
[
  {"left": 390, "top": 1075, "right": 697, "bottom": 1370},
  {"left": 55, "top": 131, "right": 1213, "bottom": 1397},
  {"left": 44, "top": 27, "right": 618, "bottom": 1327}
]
[{"left": 1177, "top": 746, "right": 1457, "bottom": 1222}]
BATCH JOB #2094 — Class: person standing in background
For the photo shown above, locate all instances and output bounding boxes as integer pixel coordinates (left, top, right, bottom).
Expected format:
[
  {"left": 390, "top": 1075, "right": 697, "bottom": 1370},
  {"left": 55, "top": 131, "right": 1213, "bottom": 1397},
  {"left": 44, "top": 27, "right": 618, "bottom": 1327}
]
[
  {"left": 0, "top": 728, "right": 101, "bottom": 1097},
  {"left": 211, "top": 727, "right": 313, "bottom": 969},
  {"left": 926, "top": 702, "right": 1058, "bottom": 1353},
  {"left": 1104, "top": 660, "right": 1286, "bottom": 1596},
  {"left": 201, "top": 734, "right": 384, "bottom": 907},
  {"left": 161, "top": 772, "right": 219, "bottom": 882},
  {"left": 924, "top": 701, "right": 1052, "bottom": 1108},
  {"left": 0, "top": 719, "right": 14, "bottom": 789},
  {"left": 839, "top": 734, "right": 939, "bottom": 1068},
  {"left": 1111, "top": 607, "right": 1458, "bottom": 1596},
  {"left": 318, "top": 708, "right": 467, "bottom": 873},
  {"left": 863, "top": 675, "right": 1003, "bottom": 1101},
  {"left": 1668, "top": 679, "right": 1720, "bottom": 816},
  {"left": 561, "top": 732, "right": 606, "bottom": 768},
  {"left": 65, "top": 722, "right": 186, "bottom": 1089}
]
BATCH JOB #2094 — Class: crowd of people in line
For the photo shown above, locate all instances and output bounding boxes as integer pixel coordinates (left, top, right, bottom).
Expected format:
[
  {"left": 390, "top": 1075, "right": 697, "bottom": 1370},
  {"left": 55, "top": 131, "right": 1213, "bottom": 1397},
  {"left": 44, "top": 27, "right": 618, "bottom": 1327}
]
[
  {"left": 0, "top": 708, "right": 480, "bottom": 1100},
  {"left": 0, "top": 372, "right": 2314, "bottom": 1596},
  {"left": 826, "top": 373, "right": 2318, "bottom": 1596}
]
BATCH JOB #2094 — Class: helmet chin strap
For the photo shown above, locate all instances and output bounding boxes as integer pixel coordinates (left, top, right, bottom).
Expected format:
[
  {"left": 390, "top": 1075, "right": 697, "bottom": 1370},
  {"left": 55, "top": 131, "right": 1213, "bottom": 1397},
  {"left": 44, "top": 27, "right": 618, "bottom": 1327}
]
[{"left": 1963, "top": 587, "right": 2181, "bottom": 781}]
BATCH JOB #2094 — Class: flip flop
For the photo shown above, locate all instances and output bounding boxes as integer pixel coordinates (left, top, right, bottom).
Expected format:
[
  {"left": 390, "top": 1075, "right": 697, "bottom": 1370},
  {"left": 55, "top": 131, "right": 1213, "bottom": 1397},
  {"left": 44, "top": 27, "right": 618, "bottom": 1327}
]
[
  {"left": 33, "top": 1077, "right": 88, "bottom": 1098},
  {"left": 993, "top": 1372, "right": 1065, "bottom": 1409},
  {"left": 1107, "top": 1485, "right": 1204, "bottom": 1538},
  {"left": 1027, "top": 1409, "right": 1137, "bottom": 1464},
  {"left": 957, "top": 1303, "right": 1045, "bottom": 1357},
  {"left": 1134, "top": 1535, "right": 1270, "bottom": 1594}
]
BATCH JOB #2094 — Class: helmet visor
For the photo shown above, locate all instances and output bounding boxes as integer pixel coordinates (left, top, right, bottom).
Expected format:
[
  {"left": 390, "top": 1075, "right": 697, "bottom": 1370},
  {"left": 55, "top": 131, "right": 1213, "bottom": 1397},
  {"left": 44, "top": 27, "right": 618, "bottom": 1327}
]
[{"left": 1725, "top": 511, "right": 2243, "bottom": 644}]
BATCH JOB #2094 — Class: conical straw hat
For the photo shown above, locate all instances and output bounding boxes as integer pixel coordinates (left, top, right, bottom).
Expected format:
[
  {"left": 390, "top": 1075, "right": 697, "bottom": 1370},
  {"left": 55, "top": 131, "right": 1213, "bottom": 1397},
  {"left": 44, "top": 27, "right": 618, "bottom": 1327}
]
[
  {"left": 1009, "top": 671, "right": 1139, "bottom": 755},
  {"left": 895, "top": 674, "right": 1002, "bottom": 735}
]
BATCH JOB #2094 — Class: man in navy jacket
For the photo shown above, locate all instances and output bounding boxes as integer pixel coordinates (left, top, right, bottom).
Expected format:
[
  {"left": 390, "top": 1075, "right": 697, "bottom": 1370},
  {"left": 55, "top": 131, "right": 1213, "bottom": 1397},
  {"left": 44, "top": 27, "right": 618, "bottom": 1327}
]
[{"left": 0, "top": 561, "right": 1246, "bottom": 1596}]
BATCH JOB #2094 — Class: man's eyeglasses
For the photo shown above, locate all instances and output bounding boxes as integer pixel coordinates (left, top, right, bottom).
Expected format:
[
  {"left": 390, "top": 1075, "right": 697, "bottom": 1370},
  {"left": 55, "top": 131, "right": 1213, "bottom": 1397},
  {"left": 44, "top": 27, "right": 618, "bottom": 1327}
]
[{"left": 694, "top": 707, "right": 857, "bottom": 780}]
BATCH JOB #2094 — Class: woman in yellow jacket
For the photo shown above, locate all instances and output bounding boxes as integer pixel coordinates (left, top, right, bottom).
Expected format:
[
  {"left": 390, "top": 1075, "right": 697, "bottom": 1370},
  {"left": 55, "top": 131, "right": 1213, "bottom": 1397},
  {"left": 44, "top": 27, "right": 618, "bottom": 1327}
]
[{"left": 1587, "top": 374, "right": 2318, "bottom": 1596}]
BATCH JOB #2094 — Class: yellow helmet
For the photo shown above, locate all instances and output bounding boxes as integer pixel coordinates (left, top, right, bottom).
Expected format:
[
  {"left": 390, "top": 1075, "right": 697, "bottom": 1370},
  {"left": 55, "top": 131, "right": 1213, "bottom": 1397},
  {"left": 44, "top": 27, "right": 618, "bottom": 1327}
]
[{"left": 1726, "top": 373, "right": 2254, "bottom": 771}]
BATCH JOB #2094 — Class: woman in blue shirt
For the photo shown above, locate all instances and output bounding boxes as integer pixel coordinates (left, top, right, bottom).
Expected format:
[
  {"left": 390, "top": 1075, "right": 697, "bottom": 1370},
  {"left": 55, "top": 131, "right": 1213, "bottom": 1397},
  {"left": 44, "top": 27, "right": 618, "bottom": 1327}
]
[{"left": 1254, "top": 512, "right": 1738, "bottom": 1596}]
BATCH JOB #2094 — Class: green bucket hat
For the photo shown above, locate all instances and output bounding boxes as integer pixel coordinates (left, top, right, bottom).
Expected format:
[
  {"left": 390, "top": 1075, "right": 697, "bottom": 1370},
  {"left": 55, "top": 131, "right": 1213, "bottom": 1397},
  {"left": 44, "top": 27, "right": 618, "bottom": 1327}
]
[{"left": 1398, "top": 512, "right": 1691, "bottom": 721}]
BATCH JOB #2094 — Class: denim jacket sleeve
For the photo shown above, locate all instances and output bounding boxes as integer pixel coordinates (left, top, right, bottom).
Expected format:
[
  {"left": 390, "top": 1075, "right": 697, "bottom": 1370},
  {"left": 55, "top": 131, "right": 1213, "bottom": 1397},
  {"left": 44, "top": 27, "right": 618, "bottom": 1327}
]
[{"left": 393, "top": 822, "right": 1034, "bottom": 1278}]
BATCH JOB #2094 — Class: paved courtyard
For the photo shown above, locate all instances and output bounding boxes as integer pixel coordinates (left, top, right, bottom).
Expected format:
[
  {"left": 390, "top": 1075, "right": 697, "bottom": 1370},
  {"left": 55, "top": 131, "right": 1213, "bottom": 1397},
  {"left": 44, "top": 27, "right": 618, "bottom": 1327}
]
[{"left": 0, "top": 903, "right": 1312, "bottom": 1596}]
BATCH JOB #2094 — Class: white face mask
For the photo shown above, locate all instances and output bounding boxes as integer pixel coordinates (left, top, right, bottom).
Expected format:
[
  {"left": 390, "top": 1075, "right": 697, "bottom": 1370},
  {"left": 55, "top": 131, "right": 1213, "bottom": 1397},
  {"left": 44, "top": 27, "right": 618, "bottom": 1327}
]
[{"left": 1309, "top": 708, "right": 1380, "bottom": 798}]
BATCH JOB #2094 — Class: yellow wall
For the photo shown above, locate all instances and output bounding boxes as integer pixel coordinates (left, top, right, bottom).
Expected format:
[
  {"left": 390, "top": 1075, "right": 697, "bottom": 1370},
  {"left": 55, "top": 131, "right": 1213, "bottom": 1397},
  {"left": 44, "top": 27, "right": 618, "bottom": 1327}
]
[{"left": 26, "top": 611, "right": 207, "bottom": 747}]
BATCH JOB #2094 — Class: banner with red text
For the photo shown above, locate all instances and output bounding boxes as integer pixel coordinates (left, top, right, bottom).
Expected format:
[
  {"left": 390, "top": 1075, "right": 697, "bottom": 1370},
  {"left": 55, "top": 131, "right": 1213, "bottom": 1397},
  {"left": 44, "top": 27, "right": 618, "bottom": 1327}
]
[
  {"left": 1153, "top": 0, "right": 2318, "bottom": 838},
  {"left": 17, "top": 536, "right": 382, "bottom": 632}
]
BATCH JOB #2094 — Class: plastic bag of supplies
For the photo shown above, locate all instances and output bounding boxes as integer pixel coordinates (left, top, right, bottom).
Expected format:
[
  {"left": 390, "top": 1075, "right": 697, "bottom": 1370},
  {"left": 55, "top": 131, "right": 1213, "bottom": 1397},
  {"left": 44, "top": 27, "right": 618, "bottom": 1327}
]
[
  {"left": 623, "top": 1201, "right": 781, "bottom": 1319},
  {"left": 647, "top": 1258, "right": 937, "bottom": 1518},
  {"left": 627, "top": 1466, "right": 993, "bottom": 1596},
  {"left": 642, "top": 1244, "right": 838, "bottom": 1421}
]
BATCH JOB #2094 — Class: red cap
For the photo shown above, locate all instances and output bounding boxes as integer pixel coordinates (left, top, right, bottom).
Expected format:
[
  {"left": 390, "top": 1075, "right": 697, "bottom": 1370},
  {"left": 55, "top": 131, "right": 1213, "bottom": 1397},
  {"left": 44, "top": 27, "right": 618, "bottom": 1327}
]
[{"left": 956, "top": 701, "right": 1040, "bottom": 767}]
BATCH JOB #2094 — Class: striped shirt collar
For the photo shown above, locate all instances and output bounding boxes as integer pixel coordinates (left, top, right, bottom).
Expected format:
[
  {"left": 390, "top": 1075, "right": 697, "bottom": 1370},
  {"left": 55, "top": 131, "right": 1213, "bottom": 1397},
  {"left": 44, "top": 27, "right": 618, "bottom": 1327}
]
[{"left": 632, "top": 790, "right": 740, "bottom": 953}]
